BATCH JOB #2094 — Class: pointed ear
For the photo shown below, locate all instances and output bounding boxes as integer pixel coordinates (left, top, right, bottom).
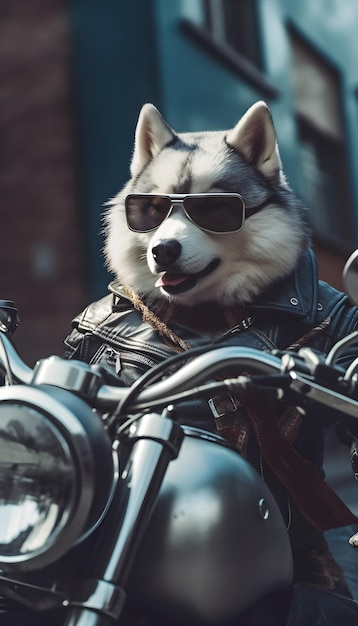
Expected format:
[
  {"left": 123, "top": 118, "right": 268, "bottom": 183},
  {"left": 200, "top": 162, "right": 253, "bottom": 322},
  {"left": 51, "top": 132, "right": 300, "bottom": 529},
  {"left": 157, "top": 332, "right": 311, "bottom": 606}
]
[
  {"left": 226, "top": 101, "right": 282, "bottom": 182},
  {"left": 130, "top": 104, "right": 176, "bottom": 177}
]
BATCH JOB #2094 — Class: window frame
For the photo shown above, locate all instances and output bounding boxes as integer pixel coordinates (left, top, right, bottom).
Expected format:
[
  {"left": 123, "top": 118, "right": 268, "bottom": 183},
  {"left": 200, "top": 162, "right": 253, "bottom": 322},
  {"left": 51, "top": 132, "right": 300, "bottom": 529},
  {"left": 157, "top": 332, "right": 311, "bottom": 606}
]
[
  {"left": 180, "top": 0, "right": 278, "bottom": 99},
  {"left": 288, "top": 25, "right": 354, "bottom": 250}
]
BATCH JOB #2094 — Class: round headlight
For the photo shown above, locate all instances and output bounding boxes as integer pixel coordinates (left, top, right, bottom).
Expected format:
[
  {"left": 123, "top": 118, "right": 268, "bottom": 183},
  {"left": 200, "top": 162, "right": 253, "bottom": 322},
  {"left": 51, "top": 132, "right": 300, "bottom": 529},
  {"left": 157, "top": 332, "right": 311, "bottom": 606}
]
[{"left": 0, "top": 385, "right": 116, "bottom": 572}]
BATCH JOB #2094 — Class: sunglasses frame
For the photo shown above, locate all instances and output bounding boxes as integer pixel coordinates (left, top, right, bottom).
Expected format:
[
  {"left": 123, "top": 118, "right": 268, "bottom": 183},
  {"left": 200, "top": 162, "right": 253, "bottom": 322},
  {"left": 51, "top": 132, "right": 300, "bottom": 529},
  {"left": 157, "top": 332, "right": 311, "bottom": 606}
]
[{"left": 125, "top": 193, "right": 246, "bottom": 235}]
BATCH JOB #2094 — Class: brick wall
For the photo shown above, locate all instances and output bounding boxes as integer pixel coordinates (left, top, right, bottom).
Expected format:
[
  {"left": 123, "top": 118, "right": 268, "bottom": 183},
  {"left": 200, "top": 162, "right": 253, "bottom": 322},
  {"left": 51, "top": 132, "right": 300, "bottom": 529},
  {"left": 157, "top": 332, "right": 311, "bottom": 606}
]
[{"left": 0, "top": 0, "right": 86, "bottom": 366}]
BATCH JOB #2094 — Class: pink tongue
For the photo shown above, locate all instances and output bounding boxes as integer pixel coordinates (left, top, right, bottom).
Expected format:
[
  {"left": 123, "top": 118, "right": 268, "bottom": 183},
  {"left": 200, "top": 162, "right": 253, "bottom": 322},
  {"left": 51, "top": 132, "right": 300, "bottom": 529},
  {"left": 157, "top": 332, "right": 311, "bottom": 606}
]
[{"left": 155, "top": 273, "right": 187, "bottom": 287}]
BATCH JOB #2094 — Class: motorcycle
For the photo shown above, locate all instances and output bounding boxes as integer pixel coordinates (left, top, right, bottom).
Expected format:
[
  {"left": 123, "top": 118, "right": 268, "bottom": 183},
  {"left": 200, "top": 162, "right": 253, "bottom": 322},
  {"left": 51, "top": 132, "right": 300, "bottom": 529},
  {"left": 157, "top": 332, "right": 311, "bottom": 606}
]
[{"left": 0, "top": 254, "right": 358, "bottom": 625}]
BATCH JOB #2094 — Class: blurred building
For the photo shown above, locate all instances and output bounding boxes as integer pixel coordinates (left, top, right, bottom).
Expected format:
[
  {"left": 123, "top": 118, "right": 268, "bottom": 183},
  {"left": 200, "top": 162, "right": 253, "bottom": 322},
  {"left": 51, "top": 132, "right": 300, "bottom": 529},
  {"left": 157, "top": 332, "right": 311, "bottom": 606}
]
[{"left": 2, "top": 0, "right": 358, "bottom": 363}]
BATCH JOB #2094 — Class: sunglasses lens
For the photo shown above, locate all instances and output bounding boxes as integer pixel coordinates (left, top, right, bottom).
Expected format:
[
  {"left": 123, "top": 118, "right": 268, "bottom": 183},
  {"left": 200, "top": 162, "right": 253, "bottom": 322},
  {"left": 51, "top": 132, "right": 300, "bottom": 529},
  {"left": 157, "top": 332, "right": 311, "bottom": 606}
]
[
  {"left": 125, "top": 196, "right": 170, "bottom": 232},
  {"left": 185, "top": 195, "right": 244, "bottom": 232},
  {"left": 125, "top": 194, "right": 245, "bottom": 233}
]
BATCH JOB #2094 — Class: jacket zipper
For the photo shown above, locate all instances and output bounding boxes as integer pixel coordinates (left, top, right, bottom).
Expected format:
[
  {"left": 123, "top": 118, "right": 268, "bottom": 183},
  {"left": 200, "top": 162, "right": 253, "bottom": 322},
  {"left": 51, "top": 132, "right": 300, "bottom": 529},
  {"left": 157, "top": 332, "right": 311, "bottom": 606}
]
[{"left": 108, "top": 348, "right": 160, "bottom": 371}]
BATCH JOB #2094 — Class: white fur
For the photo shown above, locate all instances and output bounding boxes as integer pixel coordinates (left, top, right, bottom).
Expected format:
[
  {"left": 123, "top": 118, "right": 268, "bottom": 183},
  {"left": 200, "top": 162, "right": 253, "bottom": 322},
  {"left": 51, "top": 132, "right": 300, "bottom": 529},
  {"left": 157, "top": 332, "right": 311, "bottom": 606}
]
[{"left": 104, "top": 102, "right": 309, "bottom": 306}]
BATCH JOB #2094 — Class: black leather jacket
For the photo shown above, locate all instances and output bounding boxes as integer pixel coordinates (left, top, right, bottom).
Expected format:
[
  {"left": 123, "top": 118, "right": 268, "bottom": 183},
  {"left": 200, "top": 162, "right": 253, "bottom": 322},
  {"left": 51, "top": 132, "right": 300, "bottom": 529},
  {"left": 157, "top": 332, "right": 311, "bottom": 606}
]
[
  {"left": 64, "top": 249, "right": 358, "bottom": 535},
  {"left": 64, "top": 248, "right": 358, "bottom": 391}
]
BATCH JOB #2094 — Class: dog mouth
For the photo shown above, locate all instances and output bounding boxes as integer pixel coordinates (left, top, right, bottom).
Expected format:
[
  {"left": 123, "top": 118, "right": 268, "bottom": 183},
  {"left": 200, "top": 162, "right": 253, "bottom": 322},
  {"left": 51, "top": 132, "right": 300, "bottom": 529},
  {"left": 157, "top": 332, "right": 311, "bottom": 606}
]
[{"left": 155, "top": 259, "right": 220, "bottom": 295}]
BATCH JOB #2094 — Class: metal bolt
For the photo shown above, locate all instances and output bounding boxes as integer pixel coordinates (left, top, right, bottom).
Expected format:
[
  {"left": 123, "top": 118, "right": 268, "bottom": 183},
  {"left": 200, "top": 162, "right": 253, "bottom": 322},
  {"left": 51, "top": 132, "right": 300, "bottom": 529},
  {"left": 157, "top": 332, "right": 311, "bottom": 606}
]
[{"left": 258, "top": 498, "right": 270, "bottom": 520}]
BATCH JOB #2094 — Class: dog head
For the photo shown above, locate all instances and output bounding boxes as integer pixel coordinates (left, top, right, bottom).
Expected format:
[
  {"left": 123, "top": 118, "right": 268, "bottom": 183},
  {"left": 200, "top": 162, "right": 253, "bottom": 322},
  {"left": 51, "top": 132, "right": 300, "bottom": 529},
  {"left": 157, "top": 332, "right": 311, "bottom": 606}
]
[{"left": 104, "top": 101, "right": 310, "bottom": 306}]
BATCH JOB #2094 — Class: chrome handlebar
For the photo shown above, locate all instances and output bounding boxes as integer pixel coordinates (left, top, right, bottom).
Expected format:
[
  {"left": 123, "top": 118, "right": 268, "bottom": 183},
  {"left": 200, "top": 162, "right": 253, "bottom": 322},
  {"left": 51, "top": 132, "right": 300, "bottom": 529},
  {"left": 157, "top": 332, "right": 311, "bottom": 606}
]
[
  {"left": 0, "top": 333, "right": 33, "bottom": 384},
  {"left": 96, "top": 346, "right": 284, "bottom": 410},
  {"left": 1, "top": 330, "right": 358, "bottom": 420}
]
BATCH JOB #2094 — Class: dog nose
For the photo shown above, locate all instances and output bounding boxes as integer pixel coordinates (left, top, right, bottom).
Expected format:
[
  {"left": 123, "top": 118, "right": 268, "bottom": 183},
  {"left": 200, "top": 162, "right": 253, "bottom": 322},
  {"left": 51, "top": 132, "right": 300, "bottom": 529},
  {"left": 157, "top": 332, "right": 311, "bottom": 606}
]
[{"left": 151, "top": 240, "right": 182, "bottom": 267}]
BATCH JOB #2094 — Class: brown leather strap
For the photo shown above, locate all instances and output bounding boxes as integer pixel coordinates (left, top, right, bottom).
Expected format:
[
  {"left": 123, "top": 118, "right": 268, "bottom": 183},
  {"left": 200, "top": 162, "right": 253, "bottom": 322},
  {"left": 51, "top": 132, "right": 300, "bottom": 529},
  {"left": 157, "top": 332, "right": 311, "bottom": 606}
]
[{"left": 242, "top": 392, "right": 358, "bottom": 531}]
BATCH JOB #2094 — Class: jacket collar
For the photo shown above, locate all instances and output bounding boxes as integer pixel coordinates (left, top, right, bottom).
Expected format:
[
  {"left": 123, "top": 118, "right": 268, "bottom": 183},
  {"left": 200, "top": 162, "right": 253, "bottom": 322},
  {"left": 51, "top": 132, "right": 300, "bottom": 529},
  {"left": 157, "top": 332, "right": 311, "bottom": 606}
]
[
  {"left": 109, "top": 248, "right": 318, "bottom": 326},
  {"left": 250, "top": 248, "right": 318, "bottom": 324}
]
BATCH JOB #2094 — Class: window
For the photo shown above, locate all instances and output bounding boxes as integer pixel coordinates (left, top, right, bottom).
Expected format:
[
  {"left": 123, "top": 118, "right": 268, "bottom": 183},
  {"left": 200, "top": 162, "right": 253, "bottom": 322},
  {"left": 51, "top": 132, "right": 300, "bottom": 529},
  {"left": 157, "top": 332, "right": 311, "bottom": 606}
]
[
  {"left": 202, "top": 0, "right": 262, "bottom": 68},
  {"left": 181, "top": 0, "right": 277, "bottom": 97},
  {"left": 297, "top": 118, "right": 350, "bottom": 241},
  {"left": 289, "top": 29, "right": 353, "bottom": 247}
]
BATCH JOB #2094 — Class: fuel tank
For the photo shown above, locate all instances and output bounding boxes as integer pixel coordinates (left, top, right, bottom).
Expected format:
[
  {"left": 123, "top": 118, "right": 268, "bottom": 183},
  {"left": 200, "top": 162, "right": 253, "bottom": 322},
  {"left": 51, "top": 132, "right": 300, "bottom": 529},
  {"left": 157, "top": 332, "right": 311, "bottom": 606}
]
[{"left": 128, "top": 427, "right": 293, "bottom": 624}]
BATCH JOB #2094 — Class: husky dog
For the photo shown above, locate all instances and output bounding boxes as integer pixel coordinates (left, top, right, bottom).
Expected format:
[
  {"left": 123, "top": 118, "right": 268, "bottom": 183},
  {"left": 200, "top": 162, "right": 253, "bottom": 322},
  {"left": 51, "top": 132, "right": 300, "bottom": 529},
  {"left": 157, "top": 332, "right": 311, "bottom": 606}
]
[
  {"left": 65, "top": 102, "right": 358, "bottom": 625},
  {"left": 104, "top": 101, "right": 311, "bottom": 306}
]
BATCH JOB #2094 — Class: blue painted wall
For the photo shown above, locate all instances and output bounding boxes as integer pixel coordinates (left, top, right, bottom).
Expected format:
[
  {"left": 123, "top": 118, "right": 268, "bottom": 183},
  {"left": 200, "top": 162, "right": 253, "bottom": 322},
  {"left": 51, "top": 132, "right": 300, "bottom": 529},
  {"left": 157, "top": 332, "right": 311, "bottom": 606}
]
[{"left": 69, "top": 0, "right": 159, "bottom": 298}]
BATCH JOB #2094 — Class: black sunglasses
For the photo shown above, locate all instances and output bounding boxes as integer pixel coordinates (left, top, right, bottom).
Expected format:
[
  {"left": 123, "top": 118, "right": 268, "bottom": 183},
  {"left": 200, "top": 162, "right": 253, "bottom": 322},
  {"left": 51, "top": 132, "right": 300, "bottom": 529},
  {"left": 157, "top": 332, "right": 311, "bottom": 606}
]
[{"left": 125, "top": 193, "right": 249, "bottom": 234}]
